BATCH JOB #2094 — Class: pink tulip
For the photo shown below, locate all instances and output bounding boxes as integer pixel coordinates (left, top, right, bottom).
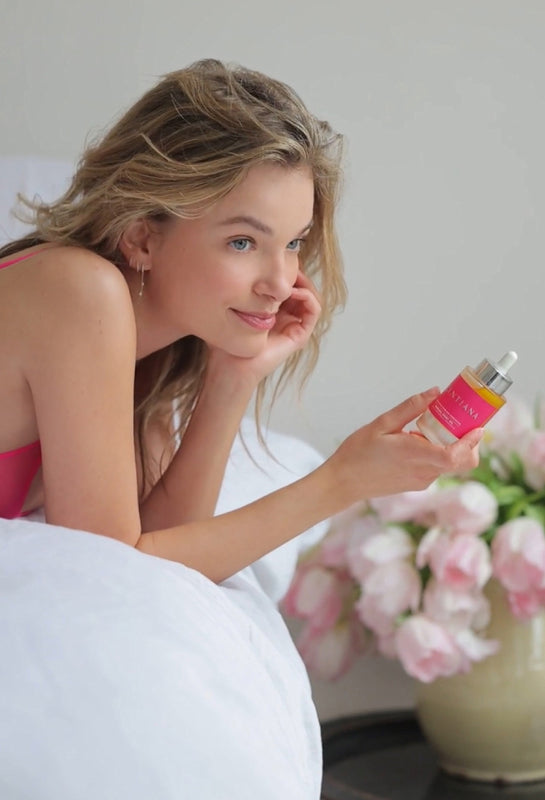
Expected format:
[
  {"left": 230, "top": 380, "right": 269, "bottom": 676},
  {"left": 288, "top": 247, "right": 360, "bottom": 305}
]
[
  {"left": 432, "top": 482, "right": 498, "bottom": 537},
  {"left": 344, "top": 515, "right": 385, "bottom": 578},
  {"left": 296, "top": 615, "right": 367, "bottom": 681},
  {"left": 492, "top": 516, "right": 545, "bottom": 621},
  {"left": 395, "top": 615, "right": 462, "bottom": 683},
  {"left": 416, "top": 526, "right": 442, "bottom": 569},
  {"left": 281, "top": 565, "right": 343, "bottom": 631},
  {"left": 355, "top": 561, "right": 421, "bottom": 637},
  {"left": 370, "top": 485, "right": 437, "bottom": 524},
  {"left": 484, "top": 397, "right": 534, "bottom": 456},
  {"left": 421, "top": 531, "right": 492, "bottom": 591},
  {"left": 506, "top": 588, "right": 545, "bottom": 620},
  {"left": 491, "top": 518, "right": 545, "bottom": 595},
  {"left": 319, "top": 503, "right": 369, "bottom": 568},
  {"left": 317, "top": 526, "right": 353, "bottom": 568},
  {"left": 454, "top": 628, "right": 500, "bottom": 669},
  {"left": 423, "top": 579, "right": 491, "bottom": 632},
  {"left": 520, "top": 431, "right": 545, "bottom": 491},
  {"left": 347, "top": 525, "right": 414, "bottom": 583}
]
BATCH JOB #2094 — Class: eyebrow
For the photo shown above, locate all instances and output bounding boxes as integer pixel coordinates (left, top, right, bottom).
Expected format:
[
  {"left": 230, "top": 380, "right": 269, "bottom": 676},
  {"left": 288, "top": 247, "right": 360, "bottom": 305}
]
[{"left": 218, "top": 215, "right": 313, "bottom": 237}]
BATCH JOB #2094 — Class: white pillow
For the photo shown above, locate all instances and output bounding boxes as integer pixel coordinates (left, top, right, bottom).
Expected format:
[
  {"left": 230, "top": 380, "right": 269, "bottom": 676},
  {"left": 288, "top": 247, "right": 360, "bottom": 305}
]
[
  {"left": 218, "top": 418, "right": 328, "bottom": 602},
  {"left": 0, "top": 155, "right": 73, "bottom": 244}
]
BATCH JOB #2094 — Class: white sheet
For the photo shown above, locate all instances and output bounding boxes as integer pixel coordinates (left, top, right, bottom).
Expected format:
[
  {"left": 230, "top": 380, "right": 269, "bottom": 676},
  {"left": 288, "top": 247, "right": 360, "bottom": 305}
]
[{"left": 0, "top": 422, "right": 327, "bottom": 799}]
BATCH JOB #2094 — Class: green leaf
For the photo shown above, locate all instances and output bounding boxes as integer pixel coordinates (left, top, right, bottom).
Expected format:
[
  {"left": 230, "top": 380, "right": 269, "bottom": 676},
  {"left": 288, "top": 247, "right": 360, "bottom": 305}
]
[
  {"left": 509, "top": 452, "right": 527, "bottom": 486},
  {"left": 402, "top": 522, "right": 428, "bottom": 540},
  {"left": 419, "top": 565, "right": 432, "bottom": 589},
  {"left": 469, "top": 462, "right": 499, "bottom": 486},
  {"left": 494, "top": 485, "right": 527, "bottom": 506},
  {"left": 525, "top": 505, "right": 545, "bottom": 527},
  {"left": 481, "top": 527, "right": 497, "bottom": 545},
  {"left": 506, "top": 498, "right": 530, "bottom": 520}
]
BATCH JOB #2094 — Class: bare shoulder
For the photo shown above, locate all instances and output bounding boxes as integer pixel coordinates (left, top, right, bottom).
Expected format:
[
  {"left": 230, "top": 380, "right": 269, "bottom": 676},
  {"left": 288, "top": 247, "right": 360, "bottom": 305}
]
[
  {"left": 13, "top": 247, "right": 142, "bottom": 541},
  {"left": 19, "top": 246, "right": 136, "bottom": 355},
  {"left": 30, "top": 245, "right": 132, "bottom": 313}
]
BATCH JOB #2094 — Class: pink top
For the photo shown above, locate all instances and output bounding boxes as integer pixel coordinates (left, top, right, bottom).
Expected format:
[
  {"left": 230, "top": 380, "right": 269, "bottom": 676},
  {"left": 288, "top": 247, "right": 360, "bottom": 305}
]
[{"left": 0, "top": 251, "right": 43, "bottom": 518}]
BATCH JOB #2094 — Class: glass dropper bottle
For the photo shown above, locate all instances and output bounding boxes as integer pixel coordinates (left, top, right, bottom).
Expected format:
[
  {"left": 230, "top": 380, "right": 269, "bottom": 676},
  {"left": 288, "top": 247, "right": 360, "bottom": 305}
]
[{"left": 416, "top": 351, "right": 518, "bottom": 446}]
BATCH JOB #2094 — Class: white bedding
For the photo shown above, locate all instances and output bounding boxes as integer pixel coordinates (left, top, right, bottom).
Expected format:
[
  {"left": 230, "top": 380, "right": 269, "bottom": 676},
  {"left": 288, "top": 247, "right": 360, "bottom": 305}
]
[
  {"left": 0, "top": 155, "right": 73, "bottom": 245},
  {"left": 0, "top": 421, "right": 328, "bottom": 800}
]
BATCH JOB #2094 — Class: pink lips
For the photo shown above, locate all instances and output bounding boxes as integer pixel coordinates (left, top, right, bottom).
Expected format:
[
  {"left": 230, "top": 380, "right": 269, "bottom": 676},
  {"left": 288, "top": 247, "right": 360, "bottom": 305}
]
[{"left": 232, "top": 310, "right": 277, "bottom": 331}]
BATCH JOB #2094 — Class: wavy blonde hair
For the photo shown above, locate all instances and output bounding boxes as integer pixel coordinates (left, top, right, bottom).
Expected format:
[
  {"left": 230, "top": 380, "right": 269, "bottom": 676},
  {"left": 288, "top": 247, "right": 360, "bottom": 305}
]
[{"left": 2, "top": 59, "right": 346, "bottom": 489}]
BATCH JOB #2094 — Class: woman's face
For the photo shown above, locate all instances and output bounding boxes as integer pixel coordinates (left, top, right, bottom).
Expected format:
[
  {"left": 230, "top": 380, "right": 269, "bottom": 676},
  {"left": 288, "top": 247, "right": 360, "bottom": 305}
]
[{"left": 143, "top": 162, "right": 315, "bottom": 357}]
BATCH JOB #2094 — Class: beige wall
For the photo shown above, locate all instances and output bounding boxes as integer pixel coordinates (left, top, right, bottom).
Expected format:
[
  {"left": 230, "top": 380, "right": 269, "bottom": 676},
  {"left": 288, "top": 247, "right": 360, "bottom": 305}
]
[{"left": 2, "top": 0, "right": 544, "bottom": 719}]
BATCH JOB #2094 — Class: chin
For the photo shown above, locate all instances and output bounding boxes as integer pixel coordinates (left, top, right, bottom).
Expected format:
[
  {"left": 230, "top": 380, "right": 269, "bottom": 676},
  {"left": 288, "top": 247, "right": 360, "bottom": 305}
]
[
  {"left": 230, "top": 345, "right": 266, "bottom": 359},
  {"left": 223, "top": 336, "right": 268, "bottom": 360}
]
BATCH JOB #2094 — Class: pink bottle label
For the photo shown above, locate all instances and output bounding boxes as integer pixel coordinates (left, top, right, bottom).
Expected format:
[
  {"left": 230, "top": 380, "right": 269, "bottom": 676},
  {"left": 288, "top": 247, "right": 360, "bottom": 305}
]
[{"left": 428, "top": 374, "right": 497, "bottom": 439}]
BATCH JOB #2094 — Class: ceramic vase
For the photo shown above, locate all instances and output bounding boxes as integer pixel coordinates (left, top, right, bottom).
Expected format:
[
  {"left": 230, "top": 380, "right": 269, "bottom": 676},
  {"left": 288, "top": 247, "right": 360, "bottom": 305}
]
[{"left": 416, "top": 580, "right": 545, "bottom": 784}]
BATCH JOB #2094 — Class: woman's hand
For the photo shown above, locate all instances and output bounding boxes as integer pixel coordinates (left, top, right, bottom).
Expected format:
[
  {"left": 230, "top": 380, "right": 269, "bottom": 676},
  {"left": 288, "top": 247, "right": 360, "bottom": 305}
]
[
  {"left": 327, "top": 388, "right": 483, "bottom": 506},
  {"left": 208, "top": 270, "right": 321, "bottom": 386},
  {"left": 269, "top": 269, "right": 321, "bottom": 354}
]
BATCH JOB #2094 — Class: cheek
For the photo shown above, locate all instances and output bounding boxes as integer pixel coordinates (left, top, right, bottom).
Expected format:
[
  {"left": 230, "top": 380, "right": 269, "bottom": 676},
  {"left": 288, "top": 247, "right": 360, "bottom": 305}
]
[
  {"left": 199, "top": 269, "right": 238, "bottom": 298},
  {"left": 157, "top": 239, "right": 247, "bottom": 308},
  {"left": 202, "top": 255, "right": 249, "bottom": 293}
]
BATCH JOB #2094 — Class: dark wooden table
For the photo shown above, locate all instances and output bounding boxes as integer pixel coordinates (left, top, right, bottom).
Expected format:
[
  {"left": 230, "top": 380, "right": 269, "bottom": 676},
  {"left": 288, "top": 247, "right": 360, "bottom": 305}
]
[{"left": 320, "top": 710, "right": 545, "bottom": 800}]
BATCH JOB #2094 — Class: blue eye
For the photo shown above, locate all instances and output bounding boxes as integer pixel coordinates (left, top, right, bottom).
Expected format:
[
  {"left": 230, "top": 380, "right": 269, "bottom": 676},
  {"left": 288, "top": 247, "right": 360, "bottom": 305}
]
[
  {"left": 286, "top": 239, "right": 304, "bottom": 252},
  {"left": 229, "top": 238, "right": 252, "bottom": 252}
]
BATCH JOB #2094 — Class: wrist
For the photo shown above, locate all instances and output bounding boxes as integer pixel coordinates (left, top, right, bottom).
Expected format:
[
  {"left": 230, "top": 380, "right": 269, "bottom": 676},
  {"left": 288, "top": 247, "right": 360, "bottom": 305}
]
[
  {"left": 322, "top": 447, "right": 362, "bottom": 510},
  {"left": 203, "top": 356, "right": 259, "bottom": 399}
]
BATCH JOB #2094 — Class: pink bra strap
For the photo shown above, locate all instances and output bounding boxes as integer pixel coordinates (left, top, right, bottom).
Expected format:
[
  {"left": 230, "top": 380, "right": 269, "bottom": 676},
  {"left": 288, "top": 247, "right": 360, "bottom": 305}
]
[{"left": 0, "top": 251, "right": 41, "bottom": 270}]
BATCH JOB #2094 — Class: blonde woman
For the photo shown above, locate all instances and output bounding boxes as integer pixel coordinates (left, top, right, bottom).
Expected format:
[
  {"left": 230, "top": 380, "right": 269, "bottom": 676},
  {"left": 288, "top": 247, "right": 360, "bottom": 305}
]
[{"left": 0, "top": 59, "right": 481, "bottom": 582}]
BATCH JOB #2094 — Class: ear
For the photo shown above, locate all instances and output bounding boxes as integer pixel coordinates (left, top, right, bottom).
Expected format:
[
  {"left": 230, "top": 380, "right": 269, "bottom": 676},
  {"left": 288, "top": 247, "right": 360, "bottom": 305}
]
[{"left": 118, "top": 218, "right": 154, "bottom": 270}]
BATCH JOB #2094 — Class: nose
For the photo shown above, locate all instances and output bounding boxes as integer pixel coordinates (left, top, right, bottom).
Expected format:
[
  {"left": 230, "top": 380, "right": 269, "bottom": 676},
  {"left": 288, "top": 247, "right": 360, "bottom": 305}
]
[{"left": 253, "top": 252, "right": 297, "bottom": 303}]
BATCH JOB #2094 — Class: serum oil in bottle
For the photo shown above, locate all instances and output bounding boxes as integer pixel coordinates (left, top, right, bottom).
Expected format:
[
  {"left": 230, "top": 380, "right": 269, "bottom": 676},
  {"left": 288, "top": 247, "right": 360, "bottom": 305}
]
[{"left": 416, "top": 351, "right": 518, "bottom": 446}]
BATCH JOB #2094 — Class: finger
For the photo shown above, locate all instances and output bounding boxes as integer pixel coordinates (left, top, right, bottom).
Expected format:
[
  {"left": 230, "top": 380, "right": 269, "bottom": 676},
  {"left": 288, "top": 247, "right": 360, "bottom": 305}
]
[
  {"left": 279, "top": 287, "right": 321, "bottom": 329},
  {"left": 271, "top": 312, "right": 314, "bottom": 347},
  {"left": 451, "top": 428, "right": 484, "bottom": 461},
  {"left": 438, "top": 428, "right": 483, "bottom": 474},
  {"left": 373, "top": 388, "right": 440, "bottom": 434},
  {"left": 284, "top": 285, "right": 319, "bottom": 308},
  {"left": 458, "top": 427, "right": 484, "bottom": 449},
  {"left": 294, "top": 269, "right": 321, "bottom": 303}
]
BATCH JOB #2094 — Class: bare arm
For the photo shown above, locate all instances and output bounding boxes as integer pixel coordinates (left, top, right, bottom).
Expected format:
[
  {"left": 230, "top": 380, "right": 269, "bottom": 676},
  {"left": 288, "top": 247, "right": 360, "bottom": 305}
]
[
  {"left": 138, "top": 357, "right": 256, "bottom": 530},
  {"left": 136, "top": 390, "right": 483, "bottom": 582},
  {"left": 25, "top": 252, "right": 142, "bottom": 542}
]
